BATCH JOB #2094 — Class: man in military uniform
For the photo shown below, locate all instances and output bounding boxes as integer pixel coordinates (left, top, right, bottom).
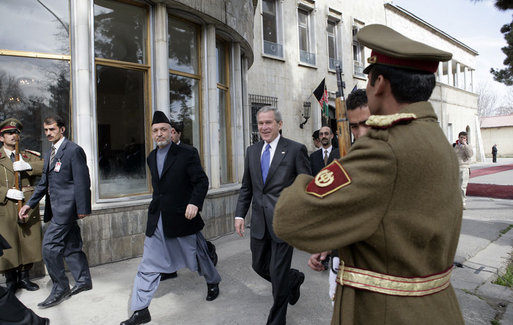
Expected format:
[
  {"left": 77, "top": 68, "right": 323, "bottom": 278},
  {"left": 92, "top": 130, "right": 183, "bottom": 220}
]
[
  {"left": 0, "top": 118, "right": 44, "bottom": 293},
  {"left": 273, "top": 24, "right": 464, "bottom": 324}
]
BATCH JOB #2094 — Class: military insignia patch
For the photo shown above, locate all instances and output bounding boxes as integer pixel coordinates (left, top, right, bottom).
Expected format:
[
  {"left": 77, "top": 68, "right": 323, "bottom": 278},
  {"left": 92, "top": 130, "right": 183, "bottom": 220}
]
[
  {"left": 366, "top": 113, "right": 416, "bottom": 129},
  {"left": 306, "top": 160, "right": 351, "bottom": 198}
]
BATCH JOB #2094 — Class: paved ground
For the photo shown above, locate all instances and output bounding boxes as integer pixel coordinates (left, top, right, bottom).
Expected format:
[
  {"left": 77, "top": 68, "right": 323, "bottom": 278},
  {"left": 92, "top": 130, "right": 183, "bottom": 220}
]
[{"left": 9, "top": 159, "right": 513, "bottom": 324}]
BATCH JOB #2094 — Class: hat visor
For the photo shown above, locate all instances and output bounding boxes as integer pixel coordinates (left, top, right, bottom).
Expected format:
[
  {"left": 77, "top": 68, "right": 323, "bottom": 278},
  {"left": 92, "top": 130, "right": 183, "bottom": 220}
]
[{"left": 363, "top": 64, "right": 373, "bottom": 74}]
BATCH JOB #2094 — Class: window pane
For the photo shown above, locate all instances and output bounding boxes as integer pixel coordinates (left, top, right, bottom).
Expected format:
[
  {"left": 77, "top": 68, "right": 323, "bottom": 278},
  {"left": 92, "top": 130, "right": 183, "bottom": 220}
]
[
  {"left": 169, "top": 74, "right": 200, "bottom": 148},
  {"left": 168, "top": 18, "right": 199, "bottom": 75},
  {"left": 298, "top": 10, "right": 309, "bottom": 52},
  {"left": 262, "top": 0, "right": 277, "bottom": 43},
  {"left": 94, "top": 0, "right": 147, "bottom": 64},
  {"left": 218, "top": 89, "right": 230, "bottom": 184},
  {"left": 216, "top": 42, "right": 227, "bottom": 85},
  {"left": 96, "top": 65, "right": 147, "bottom": 198},
  {"left": 0, "top": 56, "right": 70, "bottom": 153},
  {"left": 0, "top": 0, "right": 70, "bottom": 54}
]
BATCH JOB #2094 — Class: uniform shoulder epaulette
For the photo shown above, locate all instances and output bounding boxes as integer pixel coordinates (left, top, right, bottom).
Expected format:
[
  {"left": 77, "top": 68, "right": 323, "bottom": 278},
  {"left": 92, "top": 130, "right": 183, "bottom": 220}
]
[
  {"left": 24, "top": 149, "right": 41, "bottom": 157},
  {"left": 365, "top": 113, "right": 417, "bottom": 129}
]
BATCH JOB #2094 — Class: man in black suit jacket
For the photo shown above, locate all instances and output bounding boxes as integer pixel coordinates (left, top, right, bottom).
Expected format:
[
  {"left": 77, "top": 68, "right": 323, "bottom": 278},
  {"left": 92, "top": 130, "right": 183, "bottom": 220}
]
[
  {"left": 234, "top": 106, "right": 311, "bottom": 325},
  {"left": 20, "top": 115, "right": 92, "bottom": 309},
  {"left": 121, "top": 111, "right": 220, "bottom": 325},
  {"left": 309, "top": 126, "right": 340, "bottom": 176}
]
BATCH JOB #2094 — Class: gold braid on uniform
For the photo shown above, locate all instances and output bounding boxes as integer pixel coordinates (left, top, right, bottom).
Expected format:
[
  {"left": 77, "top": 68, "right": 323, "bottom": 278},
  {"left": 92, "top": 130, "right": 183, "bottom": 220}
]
[{"left": 365, "top": 113, "right": 416, "bottom": 129}]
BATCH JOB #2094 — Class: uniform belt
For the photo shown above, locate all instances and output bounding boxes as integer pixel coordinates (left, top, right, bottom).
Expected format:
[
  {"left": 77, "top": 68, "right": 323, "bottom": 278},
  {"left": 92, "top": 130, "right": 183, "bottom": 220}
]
[{"left": 336, "top": 261, "right": 452, "bottom": 296}]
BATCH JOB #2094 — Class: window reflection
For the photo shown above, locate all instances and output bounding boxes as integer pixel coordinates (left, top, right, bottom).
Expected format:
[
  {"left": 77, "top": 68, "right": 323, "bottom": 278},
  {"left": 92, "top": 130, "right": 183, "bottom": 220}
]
[
  {"left": 168, "top": 17, "right": 201, "bottom": 150},
  {"left": 96, "top": 65, "right": 147, "bottom": 198},
  {"left": 169, "top": 75, "right": 200, "bottom": 148},
  {"left": 94, "top": 0, "right": 147, "bottom": 64},
  {"left": 0, "top": 0, "right": 70, "bottom": 54},
  {"left": 216, "top": 40, "right": 232, "bottom": 184},
  {"left": 0, "top": 56, "right": 70, "bottom": 154}
]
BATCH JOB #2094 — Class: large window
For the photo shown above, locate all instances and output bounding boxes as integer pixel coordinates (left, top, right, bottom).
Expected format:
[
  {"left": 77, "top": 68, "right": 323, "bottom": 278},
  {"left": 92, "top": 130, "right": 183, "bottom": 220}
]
[
  {"left": 298, "top": 7, "right": 315, "bottom": 65},
  {"left": 0, "top": 0, "right": 71, "bottom": 154},
  {"left": 168, "top": 17, "right": 201, "bottom": 149},
  {"left": 262, "top": 0, "right": 283, "bottom": 58},
  {"left": 216, "top": 40, "right": 232, "bottom": 184},
  {"left": 94, "top": 0, "right": 150, "bottom": 199}
]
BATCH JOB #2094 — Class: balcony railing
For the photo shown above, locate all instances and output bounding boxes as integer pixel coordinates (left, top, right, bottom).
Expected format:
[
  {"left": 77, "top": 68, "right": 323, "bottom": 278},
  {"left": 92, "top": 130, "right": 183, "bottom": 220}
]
[
  {"left": 354, "top": 61, "right": 365, "bottom": 76},
  {"left": 329, "top": 58, "right": 342, "bottom": 71},
  {"left": 263, "top": 40, "right": 283, "bottom": 58},
  {"left": 300, "top": 50, "right": 316, "bottom": 65}
]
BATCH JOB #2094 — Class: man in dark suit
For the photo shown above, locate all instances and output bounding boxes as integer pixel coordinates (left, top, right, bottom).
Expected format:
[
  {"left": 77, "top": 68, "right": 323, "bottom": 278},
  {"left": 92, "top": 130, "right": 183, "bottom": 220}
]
[
  {"left": 309, "top": 126, "right": 340, "bottom": 176},
  {"left": 234, "top": 106, "right": 311, "bottom": 325},
  {"left": 19, "top": 115, "right": 92, "bottom": 309},
  {"left": 121, "top": 111, "right": 220, "bottom": 325}
]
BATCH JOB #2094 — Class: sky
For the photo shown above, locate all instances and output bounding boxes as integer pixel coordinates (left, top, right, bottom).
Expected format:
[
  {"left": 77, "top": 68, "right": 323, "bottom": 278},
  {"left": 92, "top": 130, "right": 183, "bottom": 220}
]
[{"left": 391, "top": 0, "right": 512, "bottom": 104}]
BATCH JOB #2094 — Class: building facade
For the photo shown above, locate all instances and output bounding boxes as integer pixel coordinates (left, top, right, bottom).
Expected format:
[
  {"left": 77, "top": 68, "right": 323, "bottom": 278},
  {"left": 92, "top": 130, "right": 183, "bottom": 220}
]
[
  {"left": 480, "top": 115, "right": 513, "bottom": 158},
  {"left": 0, "top": 0, "right": 256, "bottom": 266},
  {"left": 0, "top": 0, "right": 482, "bottom": 269}
]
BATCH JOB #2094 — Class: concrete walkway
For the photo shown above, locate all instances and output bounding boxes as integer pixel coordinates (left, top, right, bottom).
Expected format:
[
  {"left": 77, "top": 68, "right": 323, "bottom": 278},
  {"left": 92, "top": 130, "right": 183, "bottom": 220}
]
[{"left": 10, "top": 160, "right": 513, "bottom": 325}]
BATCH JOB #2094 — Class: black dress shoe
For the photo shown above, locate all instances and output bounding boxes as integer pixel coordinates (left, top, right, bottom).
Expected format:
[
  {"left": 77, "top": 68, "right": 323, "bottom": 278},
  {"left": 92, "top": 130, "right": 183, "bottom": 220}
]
[
  {"left": 289, "top": 271, "right": 305, "bottom": 305},
  {"left": 41, "top": 317, "right": 50, "bottom": 325},
  {"left": 120, "top": 307, "right": 151, "bottom": 325},
  {"left": 18, "top": 270, "right": 40, "bottom": 291},
  {"left": 70, "top": 283, "right": 92, "bottom": 296},
  {"left": 38, "top": 289, "right": 71, "bottom": 309},
  {"left": 160, "top": 272, "right": 177, "bottom": 281},
  {"left": 206, "top": 283, "right": 219, "bottom": 301}
]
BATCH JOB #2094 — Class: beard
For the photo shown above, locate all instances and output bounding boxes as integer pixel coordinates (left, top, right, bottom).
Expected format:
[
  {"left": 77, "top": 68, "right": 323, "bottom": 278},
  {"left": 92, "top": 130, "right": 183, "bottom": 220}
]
[{"left": 156, "top": 139, "right": 171, "bottom": 148}]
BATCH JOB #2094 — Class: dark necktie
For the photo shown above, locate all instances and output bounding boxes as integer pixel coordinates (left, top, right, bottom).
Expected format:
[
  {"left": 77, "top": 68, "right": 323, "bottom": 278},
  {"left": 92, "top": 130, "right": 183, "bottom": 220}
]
[
  {"left": 261, "top": 144, "right": 271, "bottom": 184},
  {"left": 50, "top": 146, "right": 56, "bottom": 165},
  {"left": 10, "top": 152, "right": 15, "bottom": 163},
  {"left": 324, "top": 149, "right": 329, "bottom": 166}
]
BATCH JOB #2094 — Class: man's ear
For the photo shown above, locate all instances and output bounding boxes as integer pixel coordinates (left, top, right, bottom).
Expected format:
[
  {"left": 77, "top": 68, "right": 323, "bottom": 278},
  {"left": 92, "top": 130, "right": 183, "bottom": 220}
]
[
  {"left": 60, "top": 126, "right": 66, "bottom": 134},
  {"left": 374, "top": 75, "right": 388, "bottom": 96}
]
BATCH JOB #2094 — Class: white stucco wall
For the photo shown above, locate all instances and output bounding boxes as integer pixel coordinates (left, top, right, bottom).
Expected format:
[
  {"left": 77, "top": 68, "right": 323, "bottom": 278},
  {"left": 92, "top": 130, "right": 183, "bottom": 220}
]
[{"left": 481, "top": 127, "right": 513, "bottom": 157}]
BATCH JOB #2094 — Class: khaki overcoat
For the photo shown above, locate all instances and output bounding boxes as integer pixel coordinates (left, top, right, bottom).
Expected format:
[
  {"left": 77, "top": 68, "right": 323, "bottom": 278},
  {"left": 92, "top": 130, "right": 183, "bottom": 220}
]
[
  {"left": 274, "top": 102, "right": 464, "bottom": 325},
  {"left": 0, "top": 148, "right": 44, "bottom": 271}
]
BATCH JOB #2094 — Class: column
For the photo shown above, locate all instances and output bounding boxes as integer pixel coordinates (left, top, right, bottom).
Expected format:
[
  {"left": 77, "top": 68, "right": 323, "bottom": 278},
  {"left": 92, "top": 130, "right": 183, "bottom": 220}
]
[
  {"left": 71, "top": 0, "right": 95, "bottom": 199},
  {"left": 447, "top": 60, "right": 453, "bottom": 86},
  {"left": 232, "top": 42, "right": 244, "bottom": 181},
  {"left": 154, "top": 4, "right": 170, "bottom": 113},
  {"left": 464, "top": 66, "right": 469, "bottom": 91},
  {"left": 206, "top": 24, "right": 220, "bottom": 188},
  {"left": 455, "top": 62, "right": 461, "bottom": 89}
]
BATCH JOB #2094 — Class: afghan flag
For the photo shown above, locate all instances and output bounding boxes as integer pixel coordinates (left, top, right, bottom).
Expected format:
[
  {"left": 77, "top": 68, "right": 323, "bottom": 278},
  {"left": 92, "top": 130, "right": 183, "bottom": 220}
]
[{"left": 313, "top": 78, "right": 329, "bottom": 118}]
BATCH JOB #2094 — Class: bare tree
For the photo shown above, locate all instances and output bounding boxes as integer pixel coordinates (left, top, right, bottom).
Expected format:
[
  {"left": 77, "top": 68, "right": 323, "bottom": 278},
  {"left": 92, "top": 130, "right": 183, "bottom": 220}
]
[{"left": 476, "top": 82, "right": 498, "bottom": 117}]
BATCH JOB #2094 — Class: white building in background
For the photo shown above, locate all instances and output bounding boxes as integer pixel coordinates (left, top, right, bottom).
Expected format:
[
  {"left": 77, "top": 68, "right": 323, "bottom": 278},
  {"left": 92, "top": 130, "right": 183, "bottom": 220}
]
[{"left": 247, "top": 1, "right": 482, "bottom": 161}]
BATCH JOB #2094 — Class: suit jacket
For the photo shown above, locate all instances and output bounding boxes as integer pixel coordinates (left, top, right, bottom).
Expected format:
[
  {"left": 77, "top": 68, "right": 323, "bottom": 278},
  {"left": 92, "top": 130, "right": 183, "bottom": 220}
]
[
  {"left": 235, "top": 136, "right": 311, "bottom": 242},
  {"left": 28, "top": 138, "right": 91, "bottom": 223},
  {"left": 309, "top": 147, "right": 340, "bottom": 175},
  {"left": 146, "top": 142, "right": 208, "bottom": 238}
]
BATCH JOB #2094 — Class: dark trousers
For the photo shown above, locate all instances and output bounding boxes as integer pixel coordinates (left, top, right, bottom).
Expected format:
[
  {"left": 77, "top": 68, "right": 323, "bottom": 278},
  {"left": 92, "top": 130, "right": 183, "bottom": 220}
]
[
  {"left": 42, "top": 220, "right": 91, "bottom": 295},
  {"left": 250, "top": 230, "right": 297, "bottom": 325},
  {"left": 0, "top": 286, "right": 47, "bottom": 324},
  {"left": 493, "top": 154, "right": 497, "bottom": 163}
]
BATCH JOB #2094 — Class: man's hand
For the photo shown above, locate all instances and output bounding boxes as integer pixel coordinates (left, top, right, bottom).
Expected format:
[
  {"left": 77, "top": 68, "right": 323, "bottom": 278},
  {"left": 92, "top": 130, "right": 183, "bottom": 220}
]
[
  {"left": 78, "top": 214, "right": 89, "bottom": 219},
  {"left": 235, "top": 218, "right": 245, "bottom": 237},
  {"left": 19, "top": 205, "right": 31, "bottom": 221},
  {"left": 13, "top": 157, "right": 32, "bottom": 172},
  {"left": 308, "top": 251, "right": 330, "bottom": 272},
  {"left": 6, "top": 189, "right": 24, "bottom": 200},
  {"left": 184, "top": 204, "right": 198, "bottom": 220}
]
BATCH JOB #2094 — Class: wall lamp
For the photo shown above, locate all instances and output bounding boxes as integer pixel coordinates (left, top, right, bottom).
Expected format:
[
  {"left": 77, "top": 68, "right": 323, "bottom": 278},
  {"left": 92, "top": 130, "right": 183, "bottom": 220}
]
[{"left": 299, "top": 101, "right": 311, "bottom": 129}]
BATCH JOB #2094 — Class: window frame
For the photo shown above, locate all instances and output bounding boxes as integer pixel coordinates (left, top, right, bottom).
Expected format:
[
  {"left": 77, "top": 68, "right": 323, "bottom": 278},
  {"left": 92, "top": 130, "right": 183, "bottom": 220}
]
[
  {"left": 261, "top": 0, "right": 284, "bottom": 59},
  {"left": 297, "top": 4, "right": 316, "bottom": 66},
  {"left": 352, "top": 19, "right": 366, "bottom": 78},
  {"left": 93, "top": 0, "right": 152, "bottom": 200}
]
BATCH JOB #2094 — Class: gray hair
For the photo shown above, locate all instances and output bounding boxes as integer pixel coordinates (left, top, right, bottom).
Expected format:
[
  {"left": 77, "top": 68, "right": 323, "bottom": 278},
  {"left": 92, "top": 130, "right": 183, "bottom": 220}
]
[{"left": 257, "top": 106, "right": 282, "bottom": 123}]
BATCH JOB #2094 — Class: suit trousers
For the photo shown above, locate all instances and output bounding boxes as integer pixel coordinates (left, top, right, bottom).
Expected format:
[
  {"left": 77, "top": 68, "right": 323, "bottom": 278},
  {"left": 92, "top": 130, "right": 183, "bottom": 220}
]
[
  {"left": 42, "top": 220, "right": 91, "bottom": 295},
  {"left": 0, "top": 286, "right": 47, "bottom": 325},
  {"left": 250, "top": 230, "right": 297, "bottom": 325}
]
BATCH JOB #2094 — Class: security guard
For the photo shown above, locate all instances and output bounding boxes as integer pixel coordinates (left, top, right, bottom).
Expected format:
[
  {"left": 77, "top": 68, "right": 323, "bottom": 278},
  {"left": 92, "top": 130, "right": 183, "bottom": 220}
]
[
  {"left": 0, "top": 118, "right": 44, "bottom": 293},
  {"left": 273, "top": 25, "right": 464, "bottom": 324}
]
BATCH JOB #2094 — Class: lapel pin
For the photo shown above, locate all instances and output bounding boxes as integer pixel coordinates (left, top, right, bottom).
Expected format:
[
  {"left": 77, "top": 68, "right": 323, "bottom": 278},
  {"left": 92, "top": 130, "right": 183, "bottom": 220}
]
[{"left": 282, "top": 151, "right": 285, "bottom": 154}]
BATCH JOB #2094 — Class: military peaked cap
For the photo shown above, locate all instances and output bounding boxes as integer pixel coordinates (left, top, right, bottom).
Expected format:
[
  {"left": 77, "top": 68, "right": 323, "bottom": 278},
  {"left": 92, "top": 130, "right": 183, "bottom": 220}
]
[
  {"left": 0, "top": 118, "right": 23, "bottom": 134},
  {"left": 356, "top": 24, "right": 452, "bottom": 74}
]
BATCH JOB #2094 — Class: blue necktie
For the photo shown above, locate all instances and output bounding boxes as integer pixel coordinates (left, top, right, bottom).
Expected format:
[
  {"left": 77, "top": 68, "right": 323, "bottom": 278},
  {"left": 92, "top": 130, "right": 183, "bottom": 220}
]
[{"left": 261, "top": 144, "right": 271, "bottom": 184}]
